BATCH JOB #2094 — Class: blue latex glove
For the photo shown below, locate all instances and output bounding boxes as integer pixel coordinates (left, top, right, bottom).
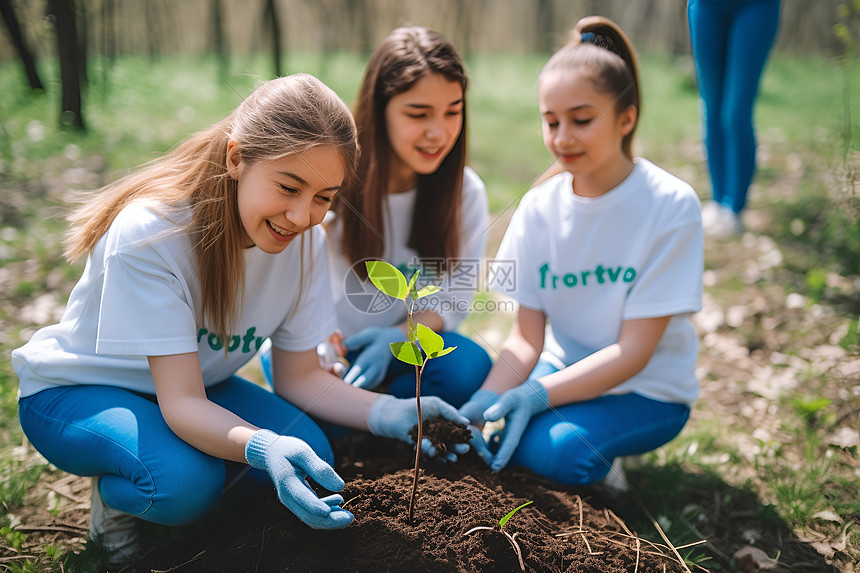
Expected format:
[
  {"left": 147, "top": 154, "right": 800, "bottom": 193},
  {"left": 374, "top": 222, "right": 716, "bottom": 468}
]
[
  {"left": 482, "top": 379, "right": 550, "bottom": 472},
  {"left": 245, "top": 429, "right": 353, "bottom": 530},
  {"left": 342, "top": 326, "right": 405, "bottom": 389},
  {"left": 458, "top": 389, "right": 500, "bottom": 426},
  {"left": 467, "top": 425, "right": 494, "bottom": 466},
  {"left": 436, "top": 440, "right": 471, "bottom": 464},
  {"left": 366, "top": 394, "right": 470, "bottom": 458}
]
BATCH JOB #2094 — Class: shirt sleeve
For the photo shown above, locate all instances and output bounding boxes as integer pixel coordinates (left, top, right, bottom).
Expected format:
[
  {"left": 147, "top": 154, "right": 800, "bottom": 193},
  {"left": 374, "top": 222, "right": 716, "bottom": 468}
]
[
  {"left": 96, "top": 247, "right": 199, "bottom": 356},
  {"left": 623, "top": 212, "right": 703, "bottom": 320}
]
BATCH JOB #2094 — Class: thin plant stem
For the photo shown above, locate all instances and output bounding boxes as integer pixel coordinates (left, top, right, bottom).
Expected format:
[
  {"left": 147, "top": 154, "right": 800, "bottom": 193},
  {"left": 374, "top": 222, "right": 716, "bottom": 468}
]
[{"left": 408, "top": 360, "right": 427, "bottom": 523}]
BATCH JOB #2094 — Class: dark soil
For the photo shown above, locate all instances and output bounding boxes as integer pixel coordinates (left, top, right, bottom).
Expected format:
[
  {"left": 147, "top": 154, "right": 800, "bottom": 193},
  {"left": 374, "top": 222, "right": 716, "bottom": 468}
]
[
  {"left": 124, "top": 421, "right": 688, "bottom": 573},
  {"left": 18, "top": 418, "right": 842, "bottom": 572}
]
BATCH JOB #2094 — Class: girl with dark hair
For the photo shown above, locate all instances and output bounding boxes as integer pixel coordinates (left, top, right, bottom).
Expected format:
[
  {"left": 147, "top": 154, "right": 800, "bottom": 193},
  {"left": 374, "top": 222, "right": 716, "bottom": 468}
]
[{"left": 261, "top": 26, "right": 492, "bottom": 408}]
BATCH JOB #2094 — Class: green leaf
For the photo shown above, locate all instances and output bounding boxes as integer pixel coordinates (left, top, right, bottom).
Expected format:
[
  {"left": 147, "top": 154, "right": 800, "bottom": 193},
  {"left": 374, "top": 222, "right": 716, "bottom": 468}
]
[
  {"left": 416, "top": 285, "right": 441, "bottom": 298},
  {"left": 416, "top": 323, "right": 443, "bottom": 357},
  {"left": 389, "top": 341, "right": 423, "bottom": 366},
  {"left": 407, "top": 269, "right": 421, "bottom": 298},
  {"left": 499, "top": 501, "right": 533, "bottom": 530},
  {"left": 366, "top": 261, "right": 408, "bottom": 300},
  {"left": 434, "top": 346, "right": 456, "bottom": 358}
]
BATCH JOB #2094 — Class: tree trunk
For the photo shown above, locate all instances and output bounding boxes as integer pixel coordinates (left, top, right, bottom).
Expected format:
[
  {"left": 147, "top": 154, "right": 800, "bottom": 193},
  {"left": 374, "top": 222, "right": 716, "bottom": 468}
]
[
  {"left": 210, "top": 0, "right": 228, "bottom": 82},
  {"left": 535, "top": 0, "right": 555, "bottom": 53},
  {"left": 77, "top": 0, "right": 87, "bottom": 84},
  {"left": 0, "top": 0, "right": 44, "bottom": 90},
  {"left": 144, "top": 0, "right": 160, "bottom": 61},
  {"left": 47, "top": 0, "right": 85, "bottom": 130},
  {"left": 263, "top": 0, "right": 282, "bottom": 77}
]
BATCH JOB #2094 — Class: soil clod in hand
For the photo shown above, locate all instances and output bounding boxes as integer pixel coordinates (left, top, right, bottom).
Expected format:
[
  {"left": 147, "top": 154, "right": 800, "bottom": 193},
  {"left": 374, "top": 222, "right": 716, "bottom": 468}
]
[{"left": 409, "top": 417, "right": 472, "bottom": 457}]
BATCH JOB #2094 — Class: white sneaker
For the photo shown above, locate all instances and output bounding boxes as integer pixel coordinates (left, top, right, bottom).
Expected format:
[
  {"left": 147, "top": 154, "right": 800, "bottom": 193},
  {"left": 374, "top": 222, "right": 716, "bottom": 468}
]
[
  {"left": 89, "top": 477, "right": 141, "bottom": 566},
  {"left": 700, "top": 200, "right": 722, "bottom": 229},
  {"left": 600, "top": 458, "right": 630, "bottom": 493},
  {"left": 704, "top": 204, "right": 743, "bottom": 238}
]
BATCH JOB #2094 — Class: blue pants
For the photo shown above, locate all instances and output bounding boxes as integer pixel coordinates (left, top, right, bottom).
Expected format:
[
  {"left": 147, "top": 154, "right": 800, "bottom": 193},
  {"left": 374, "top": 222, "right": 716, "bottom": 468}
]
[
  {"left": 508, "top": 361, "right": 691, "bottom": 486},
  {"left": 688, "top": 0, "right": 780, "bottom": 214},
  {"left": 18, "top": 377, "right": 331, "bottom": 526},
  {"left": 260, "top": 332, "right": 491, "bottom": 409}
]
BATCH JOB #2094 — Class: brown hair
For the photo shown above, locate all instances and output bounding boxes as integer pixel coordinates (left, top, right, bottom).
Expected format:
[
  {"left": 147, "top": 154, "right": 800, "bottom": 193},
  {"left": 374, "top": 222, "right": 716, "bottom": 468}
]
[
  {"left": 541, "top": 16, "right": 640, "bottom": 159},
  {"left": 333, "top": 26, "right": 468, "bottom": 275},
  {"left": 64, "top": 74, "right": 358, "bottom": 345}
]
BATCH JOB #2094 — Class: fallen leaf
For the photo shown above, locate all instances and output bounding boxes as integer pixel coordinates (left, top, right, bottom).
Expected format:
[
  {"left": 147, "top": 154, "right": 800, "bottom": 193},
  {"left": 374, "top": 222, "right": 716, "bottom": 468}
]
[
  {"left": 733, "top": 545, "right": 778, "bottom": 571},
  {"left": 827, "top": 427, "right": 860, "bottom": 449},
  {"left": 811, "top": 541, "right": 835, "bottom": 558},
  {"left": 811, "top": 510, "right": 843, "bottom": 524}
]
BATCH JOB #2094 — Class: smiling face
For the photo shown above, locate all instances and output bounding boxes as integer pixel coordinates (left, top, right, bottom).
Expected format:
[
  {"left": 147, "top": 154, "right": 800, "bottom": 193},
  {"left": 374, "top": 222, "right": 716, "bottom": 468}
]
[
  {"left": 384, "top": 72, "right": 464, "bottom": 193},
  {"left": 539, "top": 68, "right": 636, "bottom": 197},
  {"left": 227, "top": 143, "right": 346, "bottom": 254}
]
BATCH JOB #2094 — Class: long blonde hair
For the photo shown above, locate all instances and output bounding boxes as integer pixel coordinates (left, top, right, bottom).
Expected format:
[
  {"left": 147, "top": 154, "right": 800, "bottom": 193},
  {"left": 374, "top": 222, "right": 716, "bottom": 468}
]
[{"left": 64, "top": 74, "right": 358, "bottom": 345}]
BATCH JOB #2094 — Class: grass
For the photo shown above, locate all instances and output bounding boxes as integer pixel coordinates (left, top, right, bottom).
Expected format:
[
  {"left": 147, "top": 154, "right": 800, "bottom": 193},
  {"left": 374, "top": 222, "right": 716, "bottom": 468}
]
[{"left": 1, "top": 49, "right": 859, "bottom": 571}]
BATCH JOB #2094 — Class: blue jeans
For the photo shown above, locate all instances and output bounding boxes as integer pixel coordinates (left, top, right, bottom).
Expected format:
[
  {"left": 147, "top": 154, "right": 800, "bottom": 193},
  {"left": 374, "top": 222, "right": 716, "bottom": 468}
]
[
  {"left": 688, "top": 0, "right": 780, "bottom": 214},
  {"left": 508, "top": 361, "right": 691, "bottom": 486},
  {"left": 18, "top": 377, "right": 332, "bottom": 526},
  {"left": 260, "top": 332, "right": 491, "bottom": 409}
]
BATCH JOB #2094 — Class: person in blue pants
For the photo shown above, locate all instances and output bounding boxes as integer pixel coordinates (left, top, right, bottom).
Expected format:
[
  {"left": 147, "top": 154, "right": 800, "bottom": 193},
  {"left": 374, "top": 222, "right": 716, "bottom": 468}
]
[
  {"left": 459, "top": 16, "right": 703, "bottom": 488},
  {"left": 259, "top": 26, "right": 492, "bottom": 411},
  {"left": 688, "top": 0, "right": 780, "bottom": 237},
  {"left": 13, "top": 74, "right": 469, "bottom": 567}
]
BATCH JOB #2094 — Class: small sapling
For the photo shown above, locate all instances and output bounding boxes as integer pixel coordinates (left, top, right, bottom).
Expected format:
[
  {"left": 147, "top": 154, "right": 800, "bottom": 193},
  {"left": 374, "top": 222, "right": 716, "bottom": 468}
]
[
  {"left": 465, "top": 500, "right": 534, "bottom": 571},
  {"left": 365, "top": 260, "right": 457, "bottom": 523}
]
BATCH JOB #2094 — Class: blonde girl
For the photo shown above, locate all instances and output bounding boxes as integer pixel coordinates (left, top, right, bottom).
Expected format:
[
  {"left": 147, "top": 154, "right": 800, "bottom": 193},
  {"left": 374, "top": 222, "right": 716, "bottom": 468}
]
[{"left": 13, "top": 74, "right": 467, "bottom": 565}]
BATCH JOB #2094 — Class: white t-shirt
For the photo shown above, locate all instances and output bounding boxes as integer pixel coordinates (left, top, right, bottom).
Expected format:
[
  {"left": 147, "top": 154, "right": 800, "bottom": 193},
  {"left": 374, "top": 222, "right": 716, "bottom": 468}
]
[
  {"left": 327, "top": 166, "right": 489, "bottom": 338},
  {"left": 13, "top": 200, "right": 336, "bottom": 398},
  {"left": 489, "top": 159, "right": 703, "bottom": 405}
]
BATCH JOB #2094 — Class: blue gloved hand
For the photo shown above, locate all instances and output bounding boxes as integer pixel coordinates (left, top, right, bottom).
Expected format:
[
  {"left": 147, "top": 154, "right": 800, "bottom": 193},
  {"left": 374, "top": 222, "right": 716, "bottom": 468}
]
[
  {"left": 342, "top": 326, "right": 405, "bottom": 390},
  {"left": 482, "top": 379, "right": 550, "bottom": 472},
  {"left": 437, "top": 440, "right": 471, "bottom": 464},
  {"left": 245, "top": 429, "right": 353, "bottom": 530},
  {"left": 458, "top": 389, "right": 500, "bottom": 426},
  {"left": 467, "top": 425, "right": 494, "bottom": 466},
  {"left": 366, "top": 394, "right": 470, "bottom": 458}
]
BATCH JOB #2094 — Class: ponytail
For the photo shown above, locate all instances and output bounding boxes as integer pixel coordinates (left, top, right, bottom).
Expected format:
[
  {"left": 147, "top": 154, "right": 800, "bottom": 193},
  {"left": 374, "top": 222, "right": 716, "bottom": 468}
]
[{"left": 542, "top": 16, "right": 640, "bottom": 159}]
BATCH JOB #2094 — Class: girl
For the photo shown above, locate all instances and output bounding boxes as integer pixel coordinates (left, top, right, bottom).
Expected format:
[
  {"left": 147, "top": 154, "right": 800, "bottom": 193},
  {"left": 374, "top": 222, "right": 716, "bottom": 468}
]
[
  {"left": 12, "top": 74, "right": 468, "bottom": 565},
  {"left": 260, "top": 26, "right": 492, "bottom": 408},
  {"left": 460, "top": 17, "right": 703, "bottom": 487}
]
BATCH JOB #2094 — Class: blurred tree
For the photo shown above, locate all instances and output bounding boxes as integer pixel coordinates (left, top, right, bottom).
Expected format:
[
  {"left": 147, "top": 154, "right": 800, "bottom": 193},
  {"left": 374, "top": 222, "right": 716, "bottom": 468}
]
[
  {"left": 0, "top": 0, "right": 44, "bottom": 90},
  {"left": 535, "top": 0, "right": 555, "bottom": 53},
  {"left": 47, "top": 0, "right": 85, "bottom": 130},
  {"left": 344, "top": 0, "right": 373, "bottom": 55},
  {"left": 77, "top": 0, "right": 87, "bottom": 83},
  {"left": 210, "top": 0, "right": 228, "bottom": 82},
  {"left": 834, "top": 0, "right": 860, "bottom": 158},
  {"left": 100, "top": 0, "right": 114, "bottom": 91},
  {"left": 453, "top": 0, "right": 483, "bottom": 58},
  {"left": 262, "top": 0, "right": 282, "bottom": 77},
  {"left": 144, "top": 0, "right": 161, "bottom": 61}
]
